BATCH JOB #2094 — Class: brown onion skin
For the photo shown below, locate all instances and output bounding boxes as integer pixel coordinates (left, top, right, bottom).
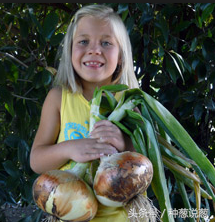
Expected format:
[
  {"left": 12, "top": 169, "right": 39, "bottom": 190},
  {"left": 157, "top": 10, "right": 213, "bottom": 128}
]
[
  {"left": 32, "top": 170, "right": 98, "bottom": 222},
  {"left": 93, "top": 151, "right": 153, "bottom": 205}
]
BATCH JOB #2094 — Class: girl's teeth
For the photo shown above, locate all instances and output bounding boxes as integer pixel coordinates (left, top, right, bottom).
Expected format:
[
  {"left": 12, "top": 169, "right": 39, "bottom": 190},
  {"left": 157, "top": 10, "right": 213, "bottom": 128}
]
[{"left": 85, "top": 62, "right": 102, "bottom": 67}]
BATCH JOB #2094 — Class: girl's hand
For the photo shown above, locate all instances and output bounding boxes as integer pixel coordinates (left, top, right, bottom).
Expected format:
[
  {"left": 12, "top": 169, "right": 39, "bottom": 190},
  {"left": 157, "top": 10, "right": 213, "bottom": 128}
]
[
  {"left": 70, "top": 138, "right": 118, "bottom": 162},
  {"left": 89, "top": 120, "right": 126, "bottom": 152}
]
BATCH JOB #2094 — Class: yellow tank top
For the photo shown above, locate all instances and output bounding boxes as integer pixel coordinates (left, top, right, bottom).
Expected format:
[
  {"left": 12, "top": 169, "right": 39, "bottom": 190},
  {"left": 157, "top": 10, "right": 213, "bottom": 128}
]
[{"left": 57, "top": 88, "right": 128, "bottom": 222}]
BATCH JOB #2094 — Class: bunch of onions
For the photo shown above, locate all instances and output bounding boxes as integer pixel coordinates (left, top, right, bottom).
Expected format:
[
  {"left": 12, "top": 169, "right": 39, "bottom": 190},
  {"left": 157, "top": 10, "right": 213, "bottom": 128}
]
[
  {"left": 32, "top": 85, "right": 156, "bottom": 222},
  {"left": 32, "top": 152, "right": 155, "bottom": 222},
  {"left": 32, "top": 170, "right": 98, "bottom": 222}
]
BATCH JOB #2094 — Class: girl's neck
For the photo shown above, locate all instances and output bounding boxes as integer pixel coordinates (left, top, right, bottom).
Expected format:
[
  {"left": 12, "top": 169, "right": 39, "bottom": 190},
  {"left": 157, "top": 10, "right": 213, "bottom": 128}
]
[
  {"left": 81, "top": 80, "right": 112, "bottom": 101},
  {"left": 82, "top": 83, "right": 99, "bottom": 101},
  {"left": 82, "top": 89, "right": 94, "bottom": 101}
]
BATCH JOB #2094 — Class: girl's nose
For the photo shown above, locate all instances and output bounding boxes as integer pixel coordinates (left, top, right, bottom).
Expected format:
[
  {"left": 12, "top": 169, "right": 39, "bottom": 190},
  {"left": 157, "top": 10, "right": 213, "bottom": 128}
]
[{"left": 88, "top": 43, "right": 101, "bottom": 55}]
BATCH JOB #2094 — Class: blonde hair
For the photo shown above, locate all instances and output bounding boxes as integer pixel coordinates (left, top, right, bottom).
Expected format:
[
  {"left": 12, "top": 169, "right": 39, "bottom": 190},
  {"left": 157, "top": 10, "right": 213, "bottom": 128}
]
[{"left": 54, "top": 4, "right": 139, "bottom": 92}]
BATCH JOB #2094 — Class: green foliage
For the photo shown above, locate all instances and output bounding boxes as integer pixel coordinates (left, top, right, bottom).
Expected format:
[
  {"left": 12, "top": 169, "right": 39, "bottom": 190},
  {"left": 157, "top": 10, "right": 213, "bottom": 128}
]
[{"left": 0, "top": 3, "right": 214, "bottom": 221}]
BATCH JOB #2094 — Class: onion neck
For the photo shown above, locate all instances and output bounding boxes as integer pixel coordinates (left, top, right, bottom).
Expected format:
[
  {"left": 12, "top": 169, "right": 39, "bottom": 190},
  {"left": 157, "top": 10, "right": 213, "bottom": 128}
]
[{"left": 68, "top": 162, "right": 90, "bottom": 179}]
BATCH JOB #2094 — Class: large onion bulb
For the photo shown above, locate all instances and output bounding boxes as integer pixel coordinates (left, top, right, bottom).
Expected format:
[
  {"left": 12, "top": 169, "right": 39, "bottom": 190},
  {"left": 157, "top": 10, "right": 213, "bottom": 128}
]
[
  {"left": 93, "top": 151, "right": 153, "bottom": 207},
  {"left": 32, "top": 170, "right": 98, "bottom": 222}
]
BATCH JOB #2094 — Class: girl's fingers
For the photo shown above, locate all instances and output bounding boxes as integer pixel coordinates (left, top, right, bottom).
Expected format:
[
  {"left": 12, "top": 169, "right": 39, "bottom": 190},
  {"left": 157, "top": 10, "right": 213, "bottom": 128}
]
[
  {"left": 91, "top": 120, "right": 118, "bottom": 133},
  {"left": 72, "top": 138, "right": 118, "bottom": 162},
  {"left": 86, "top": 139, "right": 118, "bottom": 154},
  {"left": 97, "top": 136, "right": 125, "bottom": 152},
  {"left": 89, "top": 121, "right": 126, "bottom": 152},
  {"left": 82, "top": 146, "right": 118, "bottom": 161},
  {"left": 90, "top": 125, "right": 120, "bottom": 139},
  {"left": 93, "top": 120, "right": 113, "bottom": 128},
  {"left": 92, "top": 144, "right": 118, "bottom": 154}
]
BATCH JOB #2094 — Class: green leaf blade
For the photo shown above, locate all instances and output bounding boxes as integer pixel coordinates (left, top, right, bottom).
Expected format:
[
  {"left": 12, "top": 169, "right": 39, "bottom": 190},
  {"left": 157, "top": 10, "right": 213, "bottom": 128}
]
[{"left": 141, "top": 90, "right": 215, "bottom": 187}]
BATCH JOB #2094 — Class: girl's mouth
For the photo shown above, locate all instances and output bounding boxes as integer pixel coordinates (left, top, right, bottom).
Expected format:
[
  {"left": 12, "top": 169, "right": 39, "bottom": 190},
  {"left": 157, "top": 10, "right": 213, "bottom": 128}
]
[{"left": 84, "top": 61, "right": 104, "bottom": 68}]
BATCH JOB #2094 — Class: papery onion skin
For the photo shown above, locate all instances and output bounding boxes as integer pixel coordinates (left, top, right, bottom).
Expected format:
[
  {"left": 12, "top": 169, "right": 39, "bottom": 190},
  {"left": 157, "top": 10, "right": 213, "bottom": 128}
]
[
  {"left": 93, "top": 151, "right": 153, "bottom": 207},
  {"left": 33, "top": 170, "right": 98, "bottom": 222}
]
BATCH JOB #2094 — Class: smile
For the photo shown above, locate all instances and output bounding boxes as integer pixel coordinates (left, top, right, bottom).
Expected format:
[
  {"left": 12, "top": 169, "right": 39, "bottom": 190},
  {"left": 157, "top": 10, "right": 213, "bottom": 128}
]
[{"left": 84, "top": 61, "right": 103, "bottom": 67}]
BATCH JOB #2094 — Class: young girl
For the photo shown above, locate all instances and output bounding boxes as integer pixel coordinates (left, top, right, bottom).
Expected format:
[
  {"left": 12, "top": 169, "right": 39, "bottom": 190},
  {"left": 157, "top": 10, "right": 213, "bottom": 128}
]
[{"left": 30, "top": 4, "right": 139, "bottom": 222}]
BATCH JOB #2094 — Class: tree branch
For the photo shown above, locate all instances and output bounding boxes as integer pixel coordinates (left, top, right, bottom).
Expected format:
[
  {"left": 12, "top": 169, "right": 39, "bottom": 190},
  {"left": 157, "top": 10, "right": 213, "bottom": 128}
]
[
  {"left": 12, "top": 93, "right": 38, "bottom": 101},
  {"left": 1, "top": 52, "right": 28, "bottom": 68}
]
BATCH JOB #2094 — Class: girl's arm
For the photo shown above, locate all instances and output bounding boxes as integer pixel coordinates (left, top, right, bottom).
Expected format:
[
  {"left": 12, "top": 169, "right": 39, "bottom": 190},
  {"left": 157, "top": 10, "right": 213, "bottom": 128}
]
[
  {"left": 30, "top": 88, "right": 117, "bottom": 174},
  {"left": 30, "top": 87, "right": 68, "bottom": 173}
]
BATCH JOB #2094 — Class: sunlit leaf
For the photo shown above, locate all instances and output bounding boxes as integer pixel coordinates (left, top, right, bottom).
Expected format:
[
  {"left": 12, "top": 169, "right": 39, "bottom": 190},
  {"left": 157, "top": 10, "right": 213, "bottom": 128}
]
[{"left": 168, "top": 51, "right": 185, "bottom": 84}]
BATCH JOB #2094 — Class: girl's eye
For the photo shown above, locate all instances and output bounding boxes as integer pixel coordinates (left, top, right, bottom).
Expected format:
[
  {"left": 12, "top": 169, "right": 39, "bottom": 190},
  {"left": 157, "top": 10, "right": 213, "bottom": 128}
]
[
  {"left": 79, "top": 40, "right": 88, "bottom": 45},
  {"left": 101, "top": 41, "right": 111, "bottom": 47}
]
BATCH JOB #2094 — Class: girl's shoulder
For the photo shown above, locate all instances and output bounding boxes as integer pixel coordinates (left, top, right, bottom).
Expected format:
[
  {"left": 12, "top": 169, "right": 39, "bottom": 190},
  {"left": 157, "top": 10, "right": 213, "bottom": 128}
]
[
  {"left": 48, "top": 86, "right": 62, "bottom": 96},
  {"left": 47, "top": 86, "right": 62, "bottom": 100},
  {"left": 44, "top": 86, "right": 62, "bottom": 110}
]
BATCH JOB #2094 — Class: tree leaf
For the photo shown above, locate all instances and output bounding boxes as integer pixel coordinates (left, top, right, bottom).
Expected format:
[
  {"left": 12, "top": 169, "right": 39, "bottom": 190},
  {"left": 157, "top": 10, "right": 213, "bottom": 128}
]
[
  {"left": 5, "top": 101, "right": 15, "bottom": 117},
  {"left": 0, "top": 62, "right": 7, "bottom": 84},
  {"left": 4, "top": 134, "right": 21, "bottom": 148},
  {"left": 42, "top": 69, "right": 52, "bottom": 86},
  {"left": 18, "top": 139, "right": 30, "bottom": 172},
  {"left": 155, "top": 15, "right": 169, "bottom": 43},
  {"left": 50, "top": 33, "right": 64, "bottom": 46},
  {"left": 167, "top": 51, "right": 185, "bottom": 84},
  {"left": 117, "top": 3, "right": 128, "bottom": 14},
  {"left": 194, "top": 102, "right": 204, "bottom": 122},
  {"left": 29, "top": 11, "right": 43, "bottom": 33},
  {"left": 201, "top": 3, "right": 215, "bottom": 22},
  {"left": 190, "top": 37, "right": 198, "bottom": 52},
  {"left": 174, "top": 21, "right": 191, "bottom": 33},
  {"left": 165, "top": 55, "right": 178, "bottom": 84},
  {"left": 125, "top": 16, "right": 134, "bottom": 34},
  {"left": 18, "top": 18, "right": 29, "bottom": 39},
  {"left": 42, "top": 12, "right": 58, "bottom": 39},
  {"left": 202, "top": 38, "right": 215, "bottom": 60},
  {"left": 205, "top": 98, "right": 215, "bottom": 111},
  {"left": 195, "top": 62, "right": 207, "bottom": 82},
  {"left": 140, "top": 3, "right": 153, "bottom": 25},
  {"left": 2, "top": 160, "right": 20, "bottom": 179}
]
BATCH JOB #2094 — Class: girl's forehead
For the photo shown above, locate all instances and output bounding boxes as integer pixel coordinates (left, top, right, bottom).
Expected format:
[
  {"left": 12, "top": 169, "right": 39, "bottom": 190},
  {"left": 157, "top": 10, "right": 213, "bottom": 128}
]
[
  {"left": 76, "top": 16, "right": 112, "bottom": 31},
  {"left": 74, "top": 16, "right": 116, "bottom": 39}
]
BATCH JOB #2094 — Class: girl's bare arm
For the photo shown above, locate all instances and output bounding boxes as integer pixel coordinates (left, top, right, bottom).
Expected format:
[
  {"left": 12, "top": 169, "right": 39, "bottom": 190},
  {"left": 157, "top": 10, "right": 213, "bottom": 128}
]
[{"left": 30, "top": 87, "right": 68, "bottom": 173}]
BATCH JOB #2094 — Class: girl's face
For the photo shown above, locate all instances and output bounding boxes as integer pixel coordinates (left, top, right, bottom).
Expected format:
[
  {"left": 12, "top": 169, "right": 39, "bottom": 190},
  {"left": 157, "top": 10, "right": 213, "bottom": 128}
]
[{"left": 72, "top": 16, "right": 120, "bottom": 89}]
